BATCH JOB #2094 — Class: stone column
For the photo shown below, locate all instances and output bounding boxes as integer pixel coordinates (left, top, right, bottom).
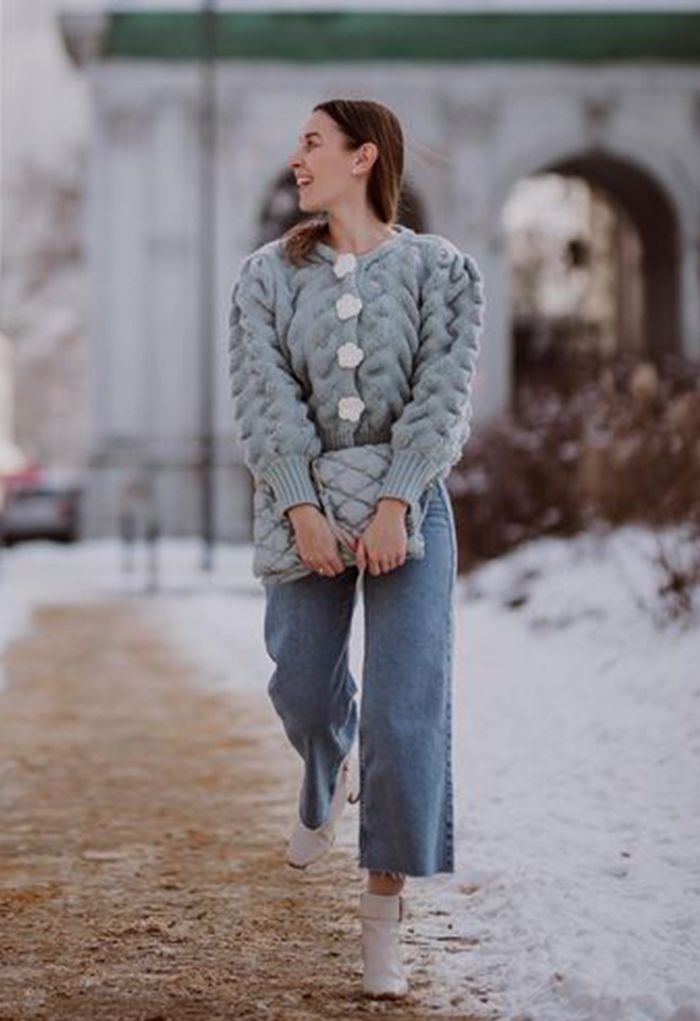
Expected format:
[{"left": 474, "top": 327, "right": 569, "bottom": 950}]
[
  {"left": 213, "top": 89, "right": 251, "bottom": 541},
  {"left": 680, "top": 222, "right": 700, "bottom": 361},
  {"left": 83, "top": 81, "right": 151, "bottom": 535},
  {"left": 444, "top": 92, "right": 510, "bottom": 422}
]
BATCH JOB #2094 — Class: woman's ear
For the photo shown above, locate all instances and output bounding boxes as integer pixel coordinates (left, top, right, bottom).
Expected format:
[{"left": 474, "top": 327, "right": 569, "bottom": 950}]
[{"left": 353, "top": 140, "right": 379, "bottom": 175}]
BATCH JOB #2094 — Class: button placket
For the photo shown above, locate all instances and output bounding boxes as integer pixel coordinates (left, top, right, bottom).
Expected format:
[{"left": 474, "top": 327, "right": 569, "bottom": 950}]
[{"left": 333, "top": 252, "right": 366, "bottom": 425}]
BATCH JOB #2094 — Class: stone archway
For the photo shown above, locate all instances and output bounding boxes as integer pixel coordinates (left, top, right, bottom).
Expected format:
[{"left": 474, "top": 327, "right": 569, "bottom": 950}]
[
  {"left": 545, "top": 150, "right": 681, "bottom": 361},
  {"left": 503, "top": 149, "right": 682, "bottom": 395}
]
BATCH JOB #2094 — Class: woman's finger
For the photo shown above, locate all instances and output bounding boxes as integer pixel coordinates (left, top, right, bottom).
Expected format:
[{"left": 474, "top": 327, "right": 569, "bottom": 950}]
[{"left": 334, "top": 524, "right": 357, "bottom": 551}]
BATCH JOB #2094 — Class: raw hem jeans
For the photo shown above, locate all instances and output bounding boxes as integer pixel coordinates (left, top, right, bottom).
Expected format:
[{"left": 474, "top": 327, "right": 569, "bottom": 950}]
[{"left": 262, "top": 477, "right": 457, "bottom": 878}]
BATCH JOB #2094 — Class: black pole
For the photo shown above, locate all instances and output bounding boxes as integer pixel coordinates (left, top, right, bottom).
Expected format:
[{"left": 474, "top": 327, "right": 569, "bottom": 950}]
[{"left": 198, "top": 0, "right": 217, "bottom": 571}]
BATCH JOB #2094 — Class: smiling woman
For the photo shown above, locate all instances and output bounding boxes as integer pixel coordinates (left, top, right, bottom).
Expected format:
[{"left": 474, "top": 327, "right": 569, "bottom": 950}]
[
  {"left": 283, "top": 101, "right": 403, "bottom": 264},
  {"left": 227, "top": 96, "right": 486, "bottom": 1002}
]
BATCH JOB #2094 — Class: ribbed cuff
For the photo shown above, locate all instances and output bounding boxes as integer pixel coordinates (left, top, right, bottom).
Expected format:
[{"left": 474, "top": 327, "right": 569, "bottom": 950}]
[
  {"left": 262, "top": 455, "right": 322, "bottom": 515},
  {"left": 375, "top": 450, "right": 440, "bottom": 506}
]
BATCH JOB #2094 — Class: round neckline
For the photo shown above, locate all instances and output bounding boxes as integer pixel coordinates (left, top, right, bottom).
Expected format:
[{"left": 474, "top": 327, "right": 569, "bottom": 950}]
[{"left": 314, "top": 223, "right": 414, "bottom": 267}]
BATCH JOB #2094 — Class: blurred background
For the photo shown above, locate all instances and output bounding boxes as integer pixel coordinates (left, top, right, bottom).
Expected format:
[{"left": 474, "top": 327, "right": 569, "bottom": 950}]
[
  {"left": 1, "top": 6, "right": 700, "bottom": 1019},
  {"left": 1, "top": 0, "right": 698, "bottom": 592}
]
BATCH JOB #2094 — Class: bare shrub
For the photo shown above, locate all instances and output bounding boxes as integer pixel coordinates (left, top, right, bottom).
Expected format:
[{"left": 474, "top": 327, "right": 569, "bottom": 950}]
[
  {"left": 451, "top": 353, "right": 700, "bottom": 575},
  {"left": 647, "top": 514, "right": 700, "bottom": 627}
]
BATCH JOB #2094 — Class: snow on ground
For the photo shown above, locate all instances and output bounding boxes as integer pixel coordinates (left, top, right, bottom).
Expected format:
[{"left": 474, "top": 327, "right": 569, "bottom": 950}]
[{"left": 1, "top": 525, "right": 698, "bottom": 1021}]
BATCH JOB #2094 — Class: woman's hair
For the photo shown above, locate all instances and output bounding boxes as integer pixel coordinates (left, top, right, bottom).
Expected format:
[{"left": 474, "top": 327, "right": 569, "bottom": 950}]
[{"left": 280, "top": 98, "right": 405, "bottom": 267}]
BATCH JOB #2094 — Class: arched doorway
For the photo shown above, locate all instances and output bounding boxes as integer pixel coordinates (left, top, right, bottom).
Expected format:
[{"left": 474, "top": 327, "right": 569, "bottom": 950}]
[{"left": 503, "top": 152, "right": 681, "bottom": 400}]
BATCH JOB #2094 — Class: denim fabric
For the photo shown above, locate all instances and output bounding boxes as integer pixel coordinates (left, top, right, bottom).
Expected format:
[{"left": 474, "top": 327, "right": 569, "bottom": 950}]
[{"left": 262, "top": 477, "right": 457, "bottom": 877}]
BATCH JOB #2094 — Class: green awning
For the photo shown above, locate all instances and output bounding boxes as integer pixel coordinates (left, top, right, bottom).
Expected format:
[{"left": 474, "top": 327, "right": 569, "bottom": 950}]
[{"left": 105, "top": 10, "right": 700, "bottom": 63}]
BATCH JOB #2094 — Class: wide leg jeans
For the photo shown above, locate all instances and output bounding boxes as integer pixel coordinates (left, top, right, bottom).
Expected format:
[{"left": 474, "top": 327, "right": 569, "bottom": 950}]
[{"left": 262, "top": 477, "right": 457, "bottom": 877}]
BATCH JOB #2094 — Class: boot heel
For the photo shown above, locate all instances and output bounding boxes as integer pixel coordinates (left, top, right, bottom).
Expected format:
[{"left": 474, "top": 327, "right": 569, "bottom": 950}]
[{"left": 346, "top": 752, "right": 360, "bottom": 804}]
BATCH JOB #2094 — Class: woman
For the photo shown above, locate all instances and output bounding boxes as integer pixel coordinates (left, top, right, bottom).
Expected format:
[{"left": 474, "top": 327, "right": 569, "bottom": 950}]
[{"left": 228, "top": 98, "right": 485, "bottom": 999}]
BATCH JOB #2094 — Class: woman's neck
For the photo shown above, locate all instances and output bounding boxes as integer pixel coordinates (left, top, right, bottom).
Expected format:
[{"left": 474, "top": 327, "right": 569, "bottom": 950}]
[{"left": 324, "top": 216, "right": 395, "bottom": 257}]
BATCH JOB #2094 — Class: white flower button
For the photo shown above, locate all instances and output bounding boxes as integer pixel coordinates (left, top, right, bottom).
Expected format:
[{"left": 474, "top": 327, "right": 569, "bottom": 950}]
[
  {"left": 337, "top": 342, "right": 364, "bottom": 368},
  {"left": 333, "top": 252, "right": 357, "bottom": 279},
  {"left": 335, "top": 292, "right": 363, "bottom": 320},
  {"left": 337, "top": 396, "right": 365, "bottom": 422}
]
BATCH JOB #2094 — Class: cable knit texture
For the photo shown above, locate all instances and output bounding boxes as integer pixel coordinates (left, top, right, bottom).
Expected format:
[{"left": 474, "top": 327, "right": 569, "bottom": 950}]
[{"left": 228, "top": 224, "right": 485, "bottom": 515}]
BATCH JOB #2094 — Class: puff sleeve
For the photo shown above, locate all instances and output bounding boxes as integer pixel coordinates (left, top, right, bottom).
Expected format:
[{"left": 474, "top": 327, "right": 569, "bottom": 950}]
[
  {"left": 228, "top": 251, "right": 323, "bottom": 515},
  {"left": 375, "top": 244, "right": 485, "bottom": 507}
]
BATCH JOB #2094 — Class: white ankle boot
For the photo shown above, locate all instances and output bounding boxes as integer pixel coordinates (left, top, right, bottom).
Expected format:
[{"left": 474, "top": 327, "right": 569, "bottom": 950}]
[
  {"left": 359, "top": 891, "right": 410, "bottom": 998},
  {"left": 285, "top": 751, "right": 359, "bottom": 869}
]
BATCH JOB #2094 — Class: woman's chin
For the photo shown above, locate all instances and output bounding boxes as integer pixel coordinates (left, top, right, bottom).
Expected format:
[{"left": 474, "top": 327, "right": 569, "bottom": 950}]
[{"left": 298, "top": 192, "right": 320, "bottom": 213}]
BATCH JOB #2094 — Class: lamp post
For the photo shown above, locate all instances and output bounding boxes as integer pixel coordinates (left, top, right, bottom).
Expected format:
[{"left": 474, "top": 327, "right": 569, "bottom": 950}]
[{"left": 198, "top": 0, "right": 217, "bottom": 571}]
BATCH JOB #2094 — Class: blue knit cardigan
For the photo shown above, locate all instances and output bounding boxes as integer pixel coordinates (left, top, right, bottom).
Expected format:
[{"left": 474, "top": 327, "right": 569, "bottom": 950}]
[{"left": 228, "top": 223, "right": 486, "bottom": 515}]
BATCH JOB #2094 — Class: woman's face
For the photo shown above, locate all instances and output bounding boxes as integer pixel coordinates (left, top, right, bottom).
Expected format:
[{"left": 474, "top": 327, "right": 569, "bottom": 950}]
[{"left": 287, "top": 109, "right": 369, "bottom": 214}]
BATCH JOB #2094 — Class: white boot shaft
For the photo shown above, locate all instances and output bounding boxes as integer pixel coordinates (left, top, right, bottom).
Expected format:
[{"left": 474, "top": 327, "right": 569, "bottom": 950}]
[{"left": 359, "top": 891, "right": 409, "bottom": 999}]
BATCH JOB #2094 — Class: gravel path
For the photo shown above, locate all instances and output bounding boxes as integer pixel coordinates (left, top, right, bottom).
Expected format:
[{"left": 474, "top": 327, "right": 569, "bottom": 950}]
[{"left": 0, "top": 600, "right": 485, "bottom": 1020}]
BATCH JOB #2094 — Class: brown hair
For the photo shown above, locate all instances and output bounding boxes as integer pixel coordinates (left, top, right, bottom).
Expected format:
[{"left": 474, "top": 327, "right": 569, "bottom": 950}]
[{"left": 280, "top": 98, "right": 405, "bottom": 267}]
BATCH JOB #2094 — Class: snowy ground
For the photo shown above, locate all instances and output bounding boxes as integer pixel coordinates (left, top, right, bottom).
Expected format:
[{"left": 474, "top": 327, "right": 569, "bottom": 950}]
[{"left": 1, "top": 526, "right": 698, "bottom": 1021}]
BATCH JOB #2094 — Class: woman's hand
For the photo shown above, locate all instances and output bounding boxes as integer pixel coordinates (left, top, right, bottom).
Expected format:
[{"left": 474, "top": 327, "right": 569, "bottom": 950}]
[
  {"left": 355, "top": 498, "right": 410, "bottom": 576},
  {"left": 286, "top": 504, "right": 352, "bottom": 577}
]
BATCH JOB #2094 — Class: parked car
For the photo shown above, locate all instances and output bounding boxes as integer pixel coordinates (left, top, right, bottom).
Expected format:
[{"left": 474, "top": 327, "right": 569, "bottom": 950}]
[{"left": 0, "top": 470, "right": 83, "bottom": 545}]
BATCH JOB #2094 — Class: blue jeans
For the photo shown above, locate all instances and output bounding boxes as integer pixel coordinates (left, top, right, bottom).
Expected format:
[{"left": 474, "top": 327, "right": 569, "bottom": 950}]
[{"left": 262, "top": 477, "right": 457, "bottom": 877}]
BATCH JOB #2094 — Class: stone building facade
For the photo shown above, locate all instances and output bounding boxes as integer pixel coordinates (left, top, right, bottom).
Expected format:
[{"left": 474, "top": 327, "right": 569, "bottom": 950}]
[{"left": 60, "top": 8, "right": 700, "bottom": 539}]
